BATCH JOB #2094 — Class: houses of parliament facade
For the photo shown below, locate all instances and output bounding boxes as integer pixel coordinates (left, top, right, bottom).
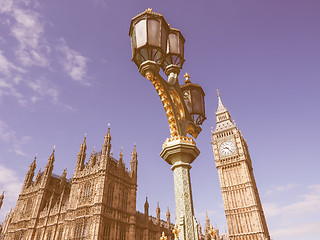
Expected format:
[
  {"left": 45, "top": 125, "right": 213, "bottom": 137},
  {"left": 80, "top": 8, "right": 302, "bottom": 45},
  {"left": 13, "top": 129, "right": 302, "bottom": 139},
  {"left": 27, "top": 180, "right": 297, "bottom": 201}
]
[
  {"left": 0, "top": 126, "right": 177, "bottom": 240},
  {"left": 0, "top": 93, "right": 270, "bottom": 240}
]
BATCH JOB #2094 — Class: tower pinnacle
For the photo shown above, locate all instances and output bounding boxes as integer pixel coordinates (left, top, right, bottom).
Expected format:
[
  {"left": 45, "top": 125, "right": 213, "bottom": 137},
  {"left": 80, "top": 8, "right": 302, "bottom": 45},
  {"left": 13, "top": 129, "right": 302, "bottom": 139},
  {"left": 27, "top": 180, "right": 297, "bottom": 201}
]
[
  {"left": 144, "top": 196, "right": 149, "bottom": 216},
  {"left": 214, "top": 90, "right": 234, "bottom": 132},
  {"left": 76, "top": 135, "right": 87, "bottom": 171},
  {"left": 130, "top": 143, "right": 138, "bottom": 176},
  {"left": 102, "top": 123, "right": 112, "bottom": 158},
  {"left": 216, "top": 89, "right": 227, "bottom": 114},
  {"left": 30, "top": 155, "right": 37, "bottom": 171},
  {"left": 0, "top": 191, "right": 4, "bottom": 209},
  {"left": 119, "top": 147, "right": 123, "bottom": 161},
  {"left": 156, "top": 201, "right": 160, "bottom": 224},
  {"left": 48, "top": 147, "right": 55, "bottom": 166},
  {"left": 44, "top": 147, "right": 55, "bottom": 177}
]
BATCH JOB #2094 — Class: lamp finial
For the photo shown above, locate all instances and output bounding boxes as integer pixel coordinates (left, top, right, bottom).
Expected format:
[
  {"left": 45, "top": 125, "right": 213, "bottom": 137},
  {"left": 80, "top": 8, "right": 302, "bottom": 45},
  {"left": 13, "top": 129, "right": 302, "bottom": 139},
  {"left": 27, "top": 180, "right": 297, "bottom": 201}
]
[
  {"left": 184, "top": 73, "right": 191, "bottom": 83},
  {"left": 172, "top": 224, "right": 180, "bottom": 238},
  {"left": 160, "top": 232, "right": 167, "bottom": 240}
]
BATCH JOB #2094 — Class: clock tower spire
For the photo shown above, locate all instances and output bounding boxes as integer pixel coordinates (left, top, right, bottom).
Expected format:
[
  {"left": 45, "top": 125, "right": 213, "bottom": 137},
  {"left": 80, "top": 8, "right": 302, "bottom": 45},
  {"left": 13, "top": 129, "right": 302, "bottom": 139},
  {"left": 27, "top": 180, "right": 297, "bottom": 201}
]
[
  {"left": 211, "top": 90, "right": 270, "bottom": 240},
  {"left": 215, "top": 89, "right": 235, "bottom": 132}
]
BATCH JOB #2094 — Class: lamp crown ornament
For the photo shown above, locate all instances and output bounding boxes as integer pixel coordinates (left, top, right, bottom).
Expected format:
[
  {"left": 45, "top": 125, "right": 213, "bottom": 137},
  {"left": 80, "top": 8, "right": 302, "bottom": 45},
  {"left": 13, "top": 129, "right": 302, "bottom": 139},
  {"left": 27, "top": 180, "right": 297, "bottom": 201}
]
[
  {"left": 172, "top": 224, "right": 180, "bottom": 239},
  {"left": 160, "top": 232, "right": 167, "bottom": 240},
  {"left": 208, "top": 225, "right": 217, "bottom": 240},
  {"left": 184, "top": 72, "right": 191, "bottom": 84}
]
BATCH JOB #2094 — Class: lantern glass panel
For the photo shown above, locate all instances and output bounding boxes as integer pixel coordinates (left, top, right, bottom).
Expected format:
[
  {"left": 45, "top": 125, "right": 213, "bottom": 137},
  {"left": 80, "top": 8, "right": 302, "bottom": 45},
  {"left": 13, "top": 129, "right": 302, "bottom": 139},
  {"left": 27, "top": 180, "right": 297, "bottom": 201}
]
[
  {"left": 134, "top": 52, "right": 143, "bottom": 66},
  {"left": 135, "top": 19, "right": 147, "bottom": 48},
  {"left": 191, "top": 89, "right": 203, "bottom": 114},
  {"left": 179, "top": 35, "right": 184, "bottom": 57},
  {"left": 168, "top": 33, "right": 179, "bottom": 54},
  {"left": 131, "top": 30, "right": 136, "bottom": 57},
  {"left": 147, "top": 18, "right": 160, "bottom": 46},
  {"left": 183, "top": 90, "right": 192, "bottom": 113},
  {"left": 161, "top": 23, "right": 167, "bottom": 52},
  {"left": 140, "top": 48, "right": 148, "bottom": 62},
  {"left": 154, "top": 49, "right": 162, "bottom": 63}
]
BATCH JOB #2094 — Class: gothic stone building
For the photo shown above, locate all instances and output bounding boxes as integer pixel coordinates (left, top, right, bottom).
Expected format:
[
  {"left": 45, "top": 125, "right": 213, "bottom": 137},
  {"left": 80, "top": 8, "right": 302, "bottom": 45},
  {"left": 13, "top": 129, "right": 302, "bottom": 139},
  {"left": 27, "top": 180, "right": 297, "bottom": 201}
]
[
  {"left": 211, "top": 92, "right": 270, "bottom": 240},
  {"left": 1, "top": 126, "right": 174, "bottom": 240}
]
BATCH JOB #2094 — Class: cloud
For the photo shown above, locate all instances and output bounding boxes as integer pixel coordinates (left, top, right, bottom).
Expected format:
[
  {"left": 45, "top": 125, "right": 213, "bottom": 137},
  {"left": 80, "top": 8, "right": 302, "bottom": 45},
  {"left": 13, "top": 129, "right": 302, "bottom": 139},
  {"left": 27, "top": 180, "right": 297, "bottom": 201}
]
[
  {"left": 0, "top": 120, "right": 31, "bottom": 157},
  {"left": 57, "top": 38, "right": 90, "bottom": 85},
  {"left": 0, "top": 1, "right": 89, "bottom": 109},
  {"left": 0, "top": 0, "right": 13, "bottom": 14},
  {"left": 264, "top": 184, "right": 320, "bottom": 239},
  {"left": 26, "top": 78, "right": 59, "bottom": 103},
  {"left": 2, "top": 0, "right": 51, "bottom": 67},
  {"left": 0, "top": 50, "right": 27, "bottom": 105},
  {"left": 0, "top": 50, "right": 24, "bottom": 77},
  {"left": 264, "top": 184, "right": 320, "bottom": 218},
  {"left": 93, "top": 0, "right": 108, "bottom": 8},
  {"left": 0, "top": 78, "right": 27, "bottom": 105},
  {"left": 272, "top": 221, "right": 320, "bottom": 239},
  {"left": 265, "top": 183, "right": 297, "bottom": 195},
  {"left": 0, "top": 164, "right": 23, "bottom": 222}
]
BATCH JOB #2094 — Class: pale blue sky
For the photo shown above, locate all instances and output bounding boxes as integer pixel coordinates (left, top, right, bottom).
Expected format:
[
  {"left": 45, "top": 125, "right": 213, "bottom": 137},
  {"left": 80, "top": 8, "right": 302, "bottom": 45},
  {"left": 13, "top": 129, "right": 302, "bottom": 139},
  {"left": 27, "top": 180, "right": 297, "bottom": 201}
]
[{"left": 0, "top": 0, "right": 319, "bottom": 239}]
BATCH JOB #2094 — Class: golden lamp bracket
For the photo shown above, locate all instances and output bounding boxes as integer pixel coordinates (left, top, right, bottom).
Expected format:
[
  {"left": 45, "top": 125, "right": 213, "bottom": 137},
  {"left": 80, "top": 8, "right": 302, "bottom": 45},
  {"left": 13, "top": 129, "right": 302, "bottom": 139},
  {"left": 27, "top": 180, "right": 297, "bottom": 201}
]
[{"left": 142, "top": 65, "right": 200, "bottom": 139}]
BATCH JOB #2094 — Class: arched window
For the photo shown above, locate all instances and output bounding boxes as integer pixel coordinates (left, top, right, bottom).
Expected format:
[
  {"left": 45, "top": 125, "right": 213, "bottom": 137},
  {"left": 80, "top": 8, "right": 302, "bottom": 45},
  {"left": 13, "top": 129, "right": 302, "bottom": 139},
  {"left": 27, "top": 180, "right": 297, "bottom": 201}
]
[
  {"left": 106, "top": 183, "right": 114, "bottom": 207},
  {"left": 79, "top": 182, "right": 92, "bottom": 203},
  {"left": 119, "top": 225, "right": 126, "bottom": 240},
  {"left": 121, "top": 189, "right": 128, "bottom": 211},
  {"left": 74, "top": 220, "right": 88, "bottom": 240},
  {"left": 103, "top": 223, "right": 111, "bottom": 240},
  {"left": 36, "top": 231, "right": 42, "bottom": 240},
  {"left": 57, "top": 227, "right": 63, "bottom": 240},
  {"left": 25, "top": 199, "right": 33, "bottom": 217},
  {"left": 46, "top": 230, "right": 52, "bottom": 240},
  {"left": 14, "top": 231, "right": 24, "bottom": 240}
]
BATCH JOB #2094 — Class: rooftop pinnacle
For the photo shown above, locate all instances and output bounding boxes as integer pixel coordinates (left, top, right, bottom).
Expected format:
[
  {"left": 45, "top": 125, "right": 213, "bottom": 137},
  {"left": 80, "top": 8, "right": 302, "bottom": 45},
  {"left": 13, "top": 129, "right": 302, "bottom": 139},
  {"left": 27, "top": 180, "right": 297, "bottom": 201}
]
[{"left": 216, "top": 89, "right": 227, "bottom": 114}]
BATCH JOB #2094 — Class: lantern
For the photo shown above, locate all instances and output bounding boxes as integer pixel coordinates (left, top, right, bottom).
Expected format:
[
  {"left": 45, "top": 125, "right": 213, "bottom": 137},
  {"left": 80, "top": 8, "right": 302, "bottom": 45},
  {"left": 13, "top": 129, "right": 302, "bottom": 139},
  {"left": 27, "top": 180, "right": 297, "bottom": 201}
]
[
  {"left": 162, "top": 28, "right": 185, "bottom": 72},
  {"left": 180, "top": 73, "right": 206, "bottom": 125},
  {"left": 129, "top": 9, "right": 170, "bottom": 68}
]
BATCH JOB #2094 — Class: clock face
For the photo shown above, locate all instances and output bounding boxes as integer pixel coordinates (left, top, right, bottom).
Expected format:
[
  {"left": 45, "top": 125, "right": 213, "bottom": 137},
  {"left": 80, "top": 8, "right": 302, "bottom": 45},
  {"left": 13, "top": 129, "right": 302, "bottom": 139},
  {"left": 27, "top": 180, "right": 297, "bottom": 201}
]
[{"left": 219, "top": 141, "right": 236, "bottom": 156}]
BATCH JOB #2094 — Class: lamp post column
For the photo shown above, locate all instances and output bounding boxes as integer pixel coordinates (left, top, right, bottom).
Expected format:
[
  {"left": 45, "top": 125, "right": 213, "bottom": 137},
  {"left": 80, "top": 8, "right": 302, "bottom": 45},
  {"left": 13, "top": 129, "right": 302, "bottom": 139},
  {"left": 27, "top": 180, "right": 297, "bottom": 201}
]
[{"left": 160, "top": 138, "right": 200, "bottom": 240}]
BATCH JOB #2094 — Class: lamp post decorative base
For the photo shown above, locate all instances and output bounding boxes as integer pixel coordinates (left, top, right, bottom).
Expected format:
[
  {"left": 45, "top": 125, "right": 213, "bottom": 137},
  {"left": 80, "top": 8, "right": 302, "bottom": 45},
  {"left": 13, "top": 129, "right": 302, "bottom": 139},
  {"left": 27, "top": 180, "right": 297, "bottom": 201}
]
[{"left": 160, "top": 137, "right": 200, "bottom": 240}]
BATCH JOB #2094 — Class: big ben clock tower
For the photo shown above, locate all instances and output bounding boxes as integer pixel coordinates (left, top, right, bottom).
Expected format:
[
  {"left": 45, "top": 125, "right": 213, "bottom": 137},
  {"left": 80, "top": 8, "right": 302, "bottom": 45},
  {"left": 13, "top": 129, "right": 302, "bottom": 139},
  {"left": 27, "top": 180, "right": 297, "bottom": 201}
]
[{"left": 211, "top": 90, "right": 270, "bottom": 240}]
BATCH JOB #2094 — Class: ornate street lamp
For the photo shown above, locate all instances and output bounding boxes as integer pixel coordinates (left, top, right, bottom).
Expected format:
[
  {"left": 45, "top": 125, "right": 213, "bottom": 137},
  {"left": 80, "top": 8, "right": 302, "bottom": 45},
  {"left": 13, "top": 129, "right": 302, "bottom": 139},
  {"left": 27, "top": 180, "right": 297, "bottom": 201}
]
[
  {"left": 181, "top": 73, "right": 206, "bottom": 125},
  {"left": 129, "top": 9, "right": 206, "bottom": 240},
  {"left": 162, "top": 28, "right": 185, "bottom": 75},
  {"left": 130, "top": 8, "right": 169, "bottom": 68}
]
